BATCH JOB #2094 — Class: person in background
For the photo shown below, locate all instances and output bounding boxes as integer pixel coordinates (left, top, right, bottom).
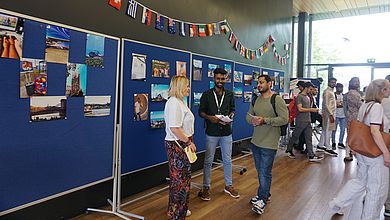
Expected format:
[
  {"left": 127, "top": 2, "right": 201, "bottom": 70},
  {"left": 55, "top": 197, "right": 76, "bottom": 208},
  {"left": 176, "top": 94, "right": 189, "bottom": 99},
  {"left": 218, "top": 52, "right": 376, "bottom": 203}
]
[
  {"left": 198, "top": 67, "right": 239, "bottom": 201},
  {"left": 310, "top": 86, "right": 323, "bottom": 129},
  {"left": 383, "top": 75, "right": 390, "bottom": 217},
  {"left": 343, "top": 77, "right": 362, "bottom": 162},
  {"left": 246, "top": 74, "right": 288, "bottom": 215},
  {"left": 331, "top": 83, "right": 346, "bottom": 149},
  {"left": 317, "top": 78, "right": 338, "bottom": 157},
  {"left": 164, "top": 75, "right": 196, "bottom": 219},
  {"left": 329, "top": 79, "right": 390, "bottom": 219}
]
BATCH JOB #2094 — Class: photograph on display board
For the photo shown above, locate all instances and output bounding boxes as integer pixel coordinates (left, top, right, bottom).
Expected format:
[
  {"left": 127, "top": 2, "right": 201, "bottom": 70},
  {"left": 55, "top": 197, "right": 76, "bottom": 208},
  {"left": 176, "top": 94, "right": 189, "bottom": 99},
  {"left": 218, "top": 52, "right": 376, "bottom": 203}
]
[
  {"left": 274, "top": 72, "right": 279, "bottom": 86},
  {"left": 233, "top": 87, "right": 243, "bottom": 98},
  {"left": 30, "top": 96, "right": 67, "bottom": 122},
  {"left": 209, "top": 81, "right": 214, "bottom": 89},
  {"left": 84, "top": 96, "right": 111, "bottom": 117},
  {"left": 207, "top": 63, "right": 218, "bottom": 78},
  {"left": 85, "top": 34, "right": 105, "bottom": 68},
  {"left": 233, "top": 71, "right": 243, "bottom": 83},
  {"left": 20, "top": 58, "right": 47, "bottom": 98},
  {"left": 244, "top": 91, "right": 252, "bottom": 103},
  {"left": 150, "top": 111, "right": 165, "bottom": 129},
  {"left": 133, "top": 93, "right": 148, "bottom": 121},
  {"left": 253, "top": 71, "right": 260, "bottom": 81},
  {"left": 193, "top": 92, "right": 202, "bottom": 106},
  {"left": 262, "top": 71, "right": 268, "bottom": 75},
  {"left": 0, "top": 13, "right": 24, "bottom": 60},
  {"left": 224, "top": 64, "right": 232, "bottom": 82},
  {"left": 193, "top": 59, "right": 202, "bottom": 81},
  {"left": 244, "top": 74, "right": 253, "bottom": 86},
  {"left": 280, "top": 76, "right": 285, "bottom": 90},
  {"left": 45, "top": 25, "right": 70, "bottom": 64},
  {"left": 152, "top": 60, "right": 170, "bottom": 78},
  {"left": 131, "top": 53, "right": 146, "bottom": 80},
  {"left": 176, "top": 61, "right": 186, "bottom": 76},
  {"left": 66, "top": 63, "right": 87, "bottom": 97},
  {"left": 151, "top": 84, "right": 169, "bottom": 102},
  {"left": 271, "top": 75, "right": 276, "bottom": 89}
]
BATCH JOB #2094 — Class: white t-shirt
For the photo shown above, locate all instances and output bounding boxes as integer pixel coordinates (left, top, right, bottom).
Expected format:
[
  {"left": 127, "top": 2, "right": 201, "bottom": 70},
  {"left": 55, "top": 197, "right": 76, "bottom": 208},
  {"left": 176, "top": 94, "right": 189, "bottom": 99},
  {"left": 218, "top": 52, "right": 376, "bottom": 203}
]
[
  {"left": 357, "top": 102, "right": 384, "bottom": 127},
  {"left": 164, "top": 97, "right": 195, "bottom": 140},
  {"left": 335, "top": 93, "right": 345, "bottom": 118}
]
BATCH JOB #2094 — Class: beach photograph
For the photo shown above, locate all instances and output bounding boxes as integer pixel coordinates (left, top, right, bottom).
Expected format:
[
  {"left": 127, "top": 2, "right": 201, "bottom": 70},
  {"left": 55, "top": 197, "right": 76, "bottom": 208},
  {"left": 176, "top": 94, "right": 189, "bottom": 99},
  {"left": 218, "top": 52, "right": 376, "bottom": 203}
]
[
  {"left": 150, "top": 111, "right": 165, "bottom": 129},
  {"left": 84, "top": 96, "right": 111, "bottom": 117},
  {"left": 30, "top": 96, "right": 67, "bottom": 122},
  {"left": 20, "top": 58, "right": 47, "bottom": 98},
  {"left": 151, "top": 84, "right": 169, "bottom": 102},
  {"left": 193, "top": 92, "right": 202, "bottom": 106},
  {"left": 86, "top": 34, "right": 105, "bottom": 68},
  {"left": 234, "top": 71, "right": 243, "bottom": 83},
  {"left": 45, "top": 25, "right": 70, "bottom": 64},
  {"left": 66, "top": 63, "right": 87, "bottom": 97},
  {"left": 224, "top": 64, "right": 232, "bottom": 82},
  {"left": 207, "top": 63, "right": 218, "bottom": 77},
  {"left": 234, "top": 87, "right": 243, "bottom": 98}
]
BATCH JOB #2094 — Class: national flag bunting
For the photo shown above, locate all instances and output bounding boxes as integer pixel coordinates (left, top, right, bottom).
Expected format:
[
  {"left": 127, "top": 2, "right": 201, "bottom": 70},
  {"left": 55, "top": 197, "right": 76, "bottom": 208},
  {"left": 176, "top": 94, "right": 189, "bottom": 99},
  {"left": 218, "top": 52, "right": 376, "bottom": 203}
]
[
  {"left": 168, "top": 18, "right": 176, "bottom": 34},
  {"left": 206, "top": 24, "right": 213, "bottom": 36},
  {"left": 109, "top": 0, "right": 122, "bottom": 10},
  {"left": 155, "top": 14, "right": 165, "bottom": 31},
  {"left": 213, "top": 23, "right": 220, "bottom": 35},
  {"left": 179, "top": 22, "right": 186, "bottom": 36},
  {"left": 198, "top": 25, "right": 206, "bottom": 37},
  {"left": 268, "top": 35, "right": 275, "bottom": 43},
  {"left": 250, "top": 50, "right": 255, "bottom": 60},
  {"left": 255, "top": 50, "right": 260, "bottom": 58},
  {"left": 228, "top": 32, "right": 235, "bottom": 43},
  {"left": 245, "top": 48, "right": 250, "bottom": 59},
  {"left": 126, "top": 0, "right": 138, "bottom": 18},
  {"left": 220, "top": 21, "right": 230, "bottom": 34},
  {"left": 233, "top": 40, "right": 239, "bottom": 50},
  {"left": 189, "top": 24, "right": 197, "bottom": 37},
  {"left": 141, "top": 7, "right": 152, "bottom": 25}
]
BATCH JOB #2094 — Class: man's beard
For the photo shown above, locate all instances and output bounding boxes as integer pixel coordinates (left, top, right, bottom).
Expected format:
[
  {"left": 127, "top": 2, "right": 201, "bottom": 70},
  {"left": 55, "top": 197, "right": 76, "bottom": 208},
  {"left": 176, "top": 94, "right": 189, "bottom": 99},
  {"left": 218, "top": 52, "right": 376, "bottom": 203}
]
[{"left": 259, "top": 87, "right": 269, "bottom": 94}]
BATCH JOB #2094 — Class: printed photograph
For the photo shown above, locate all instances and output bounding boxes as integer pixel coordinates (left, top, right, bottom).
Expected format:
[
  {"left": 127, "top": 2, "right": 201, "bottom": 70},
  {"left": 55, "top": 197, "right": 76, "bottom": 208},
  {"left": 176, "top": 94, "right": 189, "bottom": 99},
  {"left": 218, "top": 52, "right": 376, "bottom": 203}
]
[
  {"left": 84, "top": 96, "right": 111, "bottom": 117},
  {"left": 150, "top": 111, "right": 165, "bottom": 129},
  {"left": 224, "top": 64, "right": 232, "bottom": 83},
  {"left": 280, "top": 76, "right": 285, "bottom": 90},
  {"left": 233, "top": 87, "right": 243, "bottom": 98},
  {"left": 209, "top": 81, "right": 215, "bottom": 89},
  {"left": 234, "top": 71, "right": 243, "bottom": 83},
  {"left": 30, "top": 96, "right": 67, "bottom": 122},
  {"left": 274, "top": 72, "right": 279, "bottom": 86},
  {"left": 193, "top": 92, "right": 202, "bottom": 106},
  {"left": 208, "top": 63, "right": 218, "bottom": 78},
  {"left": 45, "top": 25, "right": 70, "bottom": 64},
  {"left": 20, "top": 58, "right": 47, "bottom": 98},
  {"left": 152, "top": 60, "right": 170, "bottom": 78},
  {"left": 86, "top": 34, "right": 105, "bottom": 68},
  {"left": 0, "top": 13, "right": 24, "bottom": 60},
  {"left": 193, "top": 59, "right": 202, "bottom": 81},
  {"left": 133, "top": 93, "right": 148, "bottom": 121},
  {"left": 151, "top": 84, "right": 169, "bottom": 102},
  {"left": 131, "top": 53, "right": 147, "bottom": 80},
  {"left": 253, "top": 71, "right": 260, "bottom": 81},
  {"left": 176, "top": 61, "right": 186, "bottom": 76},
  {"left": 244, "top": 91, "right": 252, "bottom": 103},
  {"left": 66, "top": 63, "right": 87, "bottom": 97},
  {"left": 244, "top": 74, "right": 253, "bottom": 86}
]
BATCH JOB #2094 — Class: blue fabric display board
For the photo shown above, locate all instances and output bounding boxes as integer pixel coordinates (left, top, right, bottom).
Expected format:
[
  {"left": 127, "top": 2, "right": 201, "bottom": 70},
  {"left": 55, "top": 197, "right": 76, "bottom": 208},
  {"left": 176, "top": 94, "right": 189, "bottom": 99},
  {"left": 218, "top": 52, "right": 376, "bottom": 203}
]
[
  {"left": 121, "top": 39, "right": 191, "bottom": 174},
  {"left": 0, "top": 11, "right": 119, "bottom": 213},
  {"left": 190, "top": 54, "right": 234, "bottom": 152},
  {"left": 232, "top": 63, "right": 261, "bottom": 141}
]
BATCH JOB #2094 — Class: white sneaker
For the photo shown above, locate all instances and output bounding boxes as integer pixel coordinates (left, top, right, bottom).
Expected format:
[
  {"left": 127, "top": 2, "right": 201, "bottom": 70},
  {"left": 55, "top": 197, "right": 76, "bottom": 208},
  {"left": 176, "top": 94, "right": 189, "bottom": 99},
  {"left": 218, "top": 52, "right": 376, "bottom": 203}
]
[{"left": 186, "top": 209, "right": 192, "bottom": 217}]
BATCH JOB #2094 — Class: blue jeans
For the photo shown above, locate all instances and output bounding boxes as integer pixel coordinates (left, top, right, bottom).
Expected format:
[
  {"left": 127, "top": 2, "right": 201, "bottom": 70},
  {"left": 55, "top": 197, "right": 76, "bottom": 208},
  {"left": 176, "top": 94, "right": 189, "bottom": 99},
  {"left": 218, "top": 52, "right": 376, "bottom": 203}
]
[
  {"left": 332, "top": 117, "right": 346, "bottom": 144},
  {"left": 203, "top": 134, "right": 233, "bottom": 187},
  {"left": 251, "top": 144, "right": 277, "bottom": 202}
]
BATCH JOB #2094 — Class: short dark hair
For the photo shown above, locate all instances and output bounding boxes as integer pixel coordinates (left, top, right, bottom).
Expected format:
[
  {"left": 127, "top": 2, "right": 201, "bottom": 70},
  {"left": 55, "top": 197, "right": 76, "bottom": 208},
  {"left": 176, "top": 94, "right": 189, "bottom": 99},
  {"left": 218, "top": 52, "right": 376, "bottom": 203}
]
[
  {"left": 297, "top": 81, "right": 305, "bottom": 87},
  {"left": 336, "top": 83, "right": 343, "bottom": 88},
  {"left": 329, "top": 77, "right": 337, "bottom": 82},
  {"left": 304, "top": 81, "right": 315, "bottom": 88},
  {"left": 213, "top": 67, "right": 227, "bottom": 75},
  {"left": 258, "top": 74, "right": 271, "bottom": 83},
  {"left": 385, "top": 75, "right": 390, "bottom": 81}
]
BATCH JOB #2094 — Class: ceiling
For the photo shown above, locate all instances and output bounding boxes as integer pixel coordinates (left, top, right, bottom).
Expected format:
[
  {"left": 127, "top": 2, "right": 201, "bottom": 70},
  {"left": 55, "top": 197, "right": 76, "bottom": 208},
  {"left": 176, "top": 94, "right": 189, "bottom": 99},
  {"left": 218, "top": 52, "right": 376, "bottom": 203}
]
[{"left": 293, "top": 0, "right": 390, "bottom": 20}]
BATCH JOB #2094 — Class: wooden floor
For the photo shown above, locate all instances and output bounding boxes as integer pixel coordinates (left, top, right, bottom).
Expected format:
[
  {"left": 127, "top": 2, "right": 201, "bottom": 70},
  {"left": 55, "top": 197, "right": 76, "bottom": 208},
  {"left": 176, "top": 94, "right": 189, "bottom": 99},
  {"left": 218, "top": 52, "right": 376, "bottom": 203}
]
[{"left": 73, "top": 147, "right": 389, "bottom": 220}]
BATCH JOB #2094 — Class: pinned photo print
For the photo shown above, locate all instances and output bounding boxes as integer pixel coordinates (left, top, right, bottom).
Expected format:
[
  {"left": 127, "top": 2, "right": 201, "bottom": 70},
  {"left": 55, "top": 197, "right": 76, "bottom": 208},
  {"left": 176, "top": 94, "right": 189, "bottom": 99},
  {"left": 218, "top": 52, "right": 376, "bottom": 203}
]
[
  {"left": 193, "top": 59, "right": 202, "bottom": 81},
  {"left": 150, "top": 111, "right": 165, "bottom": 129},
  {"left": 86, "top": 34, "right": 105, "bottom": 68},
  {"left": 244, "top": 74, "right": 253, "bottom": 86},
  {"left": 224, "top": 64, "right": 232, "bottom": 83},
  {"left": 151, "top": 84, "right": 169, "bottom": 102},
  {"left": 45, "top": 25, "right": 70, "bottom": 64},
  {"left": 152, "top": 60, "right": 170, "bottom": 78},
  {"left": 66, "top": 63, "right": 87, "bottom": 97},
  {"left": 193, "top": 92, "right": 202, "bottom": 106},
  {"left": 234, "top": 71, "right": 243, "bottom": 83},
  {"left": 244, "top": 91, "right": 252, "bottom": 103},
  {"left": 208, "top": 64, "right": 218, "bottom": 78},
  {"left": 209, "top": 81, "right": 215, "bottom": 89},
  {"left": 30, "top": 96, "right": 67, "bottom": 122},
  {"left": 253, "top": 71, "right": 260, "bottom": 81},
  {"left": 274, "top": 72, "right": 279, "bottom": 86},
  {"left": 176, "top": 61, "right": 186, "bottom": 76},
  {"left": 84, "top": 96, "right": 111, "bottom": 117},
  {"left": 20, "top": 58, "right": 47, "bottom": 98},
  {"left": 280, "top": 76, "right": 285, "bottom": 90},
  {"left": 134, "top": 93, "right": 148, "bottom": 121},
  {"left": 0, "top": 13, "right": 24, "bottom": 60},
  {"left": 233, "top": 87, "right": 243, "bottom": 98},
  {"left": 131, "top": 53, "right": 146, "bottom": 80}
]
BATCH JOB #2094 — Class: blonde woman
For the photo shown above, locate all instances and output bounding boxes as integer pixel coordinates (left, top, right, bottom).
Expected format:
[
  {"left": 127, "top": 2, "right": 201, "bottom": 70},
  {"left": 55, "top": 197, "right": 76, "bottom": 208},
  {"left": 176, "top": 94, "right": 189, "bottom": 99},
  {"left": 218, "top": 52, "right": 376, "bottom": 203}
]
[
  {"left": 329, "top": 79, "right": 390, "bottom": 219},
  {"left": 164, "top": 75, "right": 196, "bottom": 219}
]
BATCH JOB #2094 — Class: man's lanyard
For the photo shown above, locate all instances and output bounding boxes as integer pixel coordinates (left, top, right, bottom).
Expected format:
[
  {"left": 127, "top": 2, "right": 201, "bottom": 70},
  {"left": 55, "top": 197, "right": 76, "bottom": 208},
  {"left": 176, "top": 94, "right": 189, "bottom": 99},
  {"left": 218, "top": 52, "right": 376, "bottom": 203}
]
[{"left": 213, "top": 90, "right": 225, "bottom": 114}]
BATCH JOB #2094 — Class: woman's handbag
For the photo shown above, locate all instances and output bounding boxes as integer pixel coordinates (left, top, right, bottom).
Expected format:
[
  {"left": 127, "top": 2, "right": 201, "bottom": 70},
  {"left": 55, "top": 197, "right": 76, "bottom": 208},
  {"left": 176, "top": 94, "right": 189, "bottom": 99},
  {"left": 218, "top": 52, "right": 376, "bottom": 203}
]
[{"left": 348, "top": 103, "right": 390, "bottom": 158}]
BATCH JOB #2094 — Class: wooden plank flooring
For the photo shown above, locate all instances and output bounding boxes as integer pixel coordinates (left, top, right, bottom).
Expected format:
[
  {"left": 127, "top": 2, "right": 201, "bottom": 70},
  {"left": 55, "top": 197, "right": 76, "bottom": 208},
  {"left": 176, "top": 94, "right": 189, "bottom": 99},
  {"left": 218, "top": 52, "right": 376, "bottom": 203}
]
[{"left": 73, "top": 147, "right": 390, "bottom": 220}]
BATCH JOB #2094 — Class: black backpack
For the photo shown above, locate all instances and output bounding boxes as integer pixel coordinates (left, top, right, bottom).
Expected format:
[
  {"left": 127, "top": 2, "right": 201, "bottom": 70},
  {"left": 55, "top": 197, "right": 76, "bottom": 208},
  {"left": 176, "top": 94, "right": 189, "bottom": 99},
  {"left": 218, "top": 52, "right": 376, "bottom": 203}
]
[{"left": 252, "top": 94, "right": 288, "bottom": 136}]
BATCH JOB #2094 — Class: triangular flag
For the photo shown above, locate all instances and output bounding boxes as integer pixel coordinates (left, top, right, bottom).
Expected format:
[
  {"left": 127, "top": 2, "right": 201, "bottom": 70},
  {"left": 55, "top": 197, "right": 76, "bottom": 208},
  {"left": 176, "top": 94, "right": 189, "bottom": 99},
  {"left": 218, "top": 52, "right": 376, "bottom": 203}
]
[
  {"left": 213, "top": 23, "right": 220, "bottom": 35},
  {"left": 250, "top": 51, "right": 255, "bottom": 60},
  {"left": 234, "top": 40, "right": 239, "bottom": 50},
  {"left": 189, "top": 24, "right": 197, "bottom": 37},
  {"left": 255, "top": 50, "right": 260, "bottom": 58},
  {"left": 220, "top": 21, "right": 230, "bottom": 34},
  {"left": 168, "top": 18, "right": 176, "bottom": 34},
  {"left": 268, "top": 35, "right": 275, "bottom": 43},
  {"left": 155, "top": 14, "right": 165, "bottom": 31},
  {"left": 198, "top": 25, "right": 206, "bottom": 37},
  {"left": 179, "top": 22, "right": 186, "bottom": 36},
  {"left": 272, "top": 44, "right": 276, "bottom": 52},
  {"left": 141, "top": 7, "right": 152, "bottom": 25},
  {"left": 259, "top": 47, "right": 264, "bottom": 56},
  {"left": 228, "top": 32, "right": 235, "bottom": 43},
  {"left": 206, "top": 24, "right": 213, "bottom": 36},
  {"left": 109, "top": 0, "right": 122, "bottom": 10},
  {"left": 246, "top": 48, "right": 250, "bottom": 59},
  {"left": 126, "top": 0, "right": 138, "bottom": 18},
  {"left": 263, "top": 43, "right": 269, "bottom": 53}
]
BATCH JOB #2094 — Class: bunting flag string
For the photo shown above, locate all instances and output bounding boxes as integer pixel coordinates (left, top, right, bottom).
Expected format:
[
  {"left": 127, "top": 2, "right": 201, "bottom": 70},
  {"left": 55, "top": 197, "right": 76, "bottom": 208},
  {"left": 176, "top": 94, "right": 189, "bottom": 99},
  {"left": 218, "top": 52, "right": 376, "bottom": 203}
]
[{"left": 113, "top": 0, "right": 291, "bottom": 65}]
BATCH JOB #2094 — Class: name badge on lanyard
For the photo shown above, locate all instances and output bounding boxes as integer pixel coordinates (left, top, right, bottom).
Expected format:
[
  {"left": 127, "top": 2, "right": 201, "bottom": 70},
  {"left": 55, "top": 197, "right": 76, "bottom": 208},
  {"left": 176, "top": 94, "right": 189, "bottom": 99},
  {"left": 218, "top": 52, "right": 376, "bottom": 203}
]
[{"left": 213, "top": 90, "right": 225, "bottom": 114}]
